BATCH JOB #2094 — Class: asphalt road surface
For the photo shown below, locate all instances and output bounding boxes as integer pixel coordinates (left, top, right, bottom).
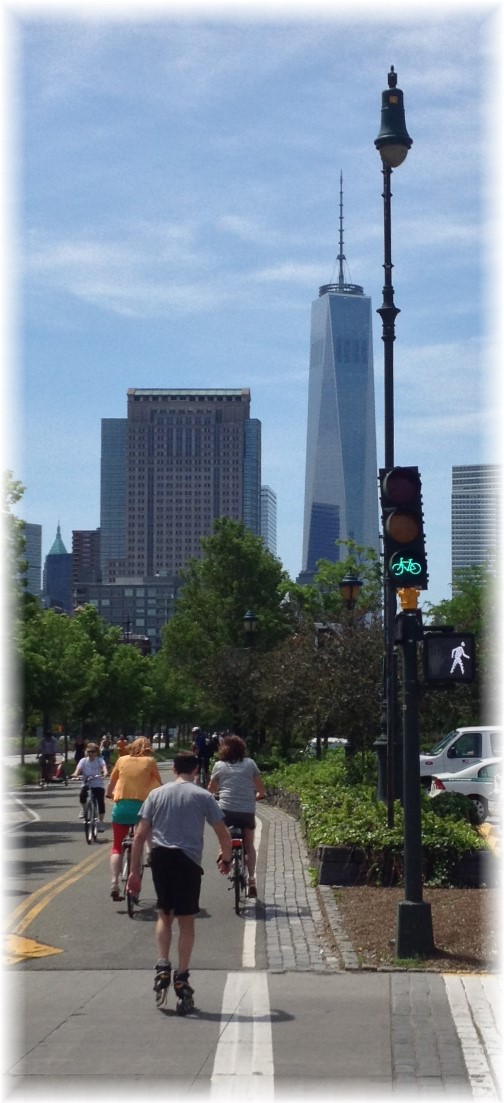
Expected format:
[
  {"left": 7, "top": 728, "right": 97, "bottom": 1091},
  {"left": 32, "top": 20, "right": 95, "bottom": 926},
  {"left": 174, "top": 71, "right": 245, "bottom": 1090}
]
[{"left": 6, "top": 760, "right": 497, "bottom": 1100}]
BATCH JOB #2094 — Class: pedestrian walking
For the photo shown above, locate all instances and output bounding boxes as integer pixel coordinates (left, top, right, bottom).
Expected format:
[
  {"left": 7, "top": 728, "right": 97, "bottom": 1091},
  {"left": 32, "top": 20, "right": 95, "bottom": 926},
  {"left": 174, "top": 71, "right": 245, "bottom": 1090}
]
[{"left": 127, "top": 751, "right": 232, "bottom": 1013}]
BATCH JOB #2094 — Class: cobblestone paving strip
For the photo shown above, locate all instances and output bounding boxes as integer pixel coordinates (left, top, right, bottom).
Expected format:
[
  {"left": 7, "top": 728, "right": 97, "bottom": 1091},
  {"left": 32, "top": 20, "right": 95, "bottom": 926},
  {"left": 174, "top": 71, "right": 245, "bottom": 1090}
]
[
  {"left": 391, "top": 973, "right": 472, "bottom": 1095},
  {"left": 259, "top": 803, "right": 342, "bottom": 973}
]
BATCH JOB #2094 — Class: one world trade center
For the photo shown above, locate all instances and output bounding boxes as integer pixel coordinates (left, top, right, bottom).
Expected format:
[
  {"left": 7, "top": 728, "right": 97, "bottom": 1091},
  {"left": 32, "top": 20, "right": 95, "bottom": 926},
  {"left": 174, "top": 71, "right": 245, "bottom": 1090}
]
[{"left": 300, "top": 177, "right": 380, "bottom": 582}]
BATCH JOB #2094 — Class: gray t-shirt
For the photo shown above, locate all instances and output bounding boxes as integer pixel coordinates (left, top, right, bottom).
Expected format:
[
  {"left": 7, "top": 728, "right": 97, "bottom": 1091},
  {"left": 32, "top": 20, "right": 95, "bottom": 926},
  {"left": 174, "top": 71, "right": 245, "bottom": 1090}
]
[
  {"left": 210, "top": 758, "right": 260, "bottom": 814},
  {"left": 139, "top": 779, "right": 224, "bottom": 866}
]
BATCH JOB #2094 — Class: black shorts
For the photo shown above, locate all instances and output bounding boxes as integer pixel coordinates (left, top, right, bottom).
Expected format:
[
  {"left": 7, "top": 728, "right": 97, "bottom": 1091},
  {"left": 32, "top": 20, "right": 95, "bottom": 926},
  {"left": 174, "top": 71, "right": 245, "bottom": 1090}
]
[
  {"left": 80, "top": 786, "right": 105, "bottom": 814},
  {"left": 150, "top": 847, "right": 203, "bottom": 916},
  {"left": 222, "top": 809, "right": 256, "bottom": 831}
]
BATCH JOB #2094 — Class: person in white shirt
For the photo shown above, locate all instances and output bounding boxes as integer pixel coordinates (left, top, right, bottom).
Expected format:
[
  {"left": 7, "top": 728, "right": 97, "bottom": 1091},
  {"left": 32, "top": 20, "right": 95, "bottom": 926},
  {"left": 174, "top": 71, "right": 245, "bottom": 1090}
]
[
  {"left": 70, "top": 743, "right": 108, "bottom": 831},
  {"left": 207, "top": 734, "right": 265, "bottom": 898}
]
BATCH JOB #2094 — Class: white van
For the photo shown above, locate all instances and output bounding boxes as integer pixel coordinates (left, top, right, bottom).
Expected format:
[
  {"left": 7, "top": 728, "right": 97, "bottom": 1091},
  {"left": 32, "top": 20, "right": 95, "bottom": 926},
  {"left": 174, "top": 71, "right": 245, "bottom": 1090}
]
[{"left": 420, "top": 726, "right": 501, "bottom": 785}]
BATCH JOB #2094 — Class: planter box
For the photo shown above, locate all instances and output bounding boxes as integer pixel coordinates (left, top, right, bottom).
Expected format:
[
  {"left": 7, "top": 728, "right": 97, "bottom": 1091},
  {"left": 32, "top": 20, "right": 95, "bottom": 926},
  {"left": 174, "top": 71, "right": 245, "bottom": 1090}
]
[
  {"left": 451, "top": 850, "right": 500, "bottom": 888},
  {"left": 315, "top": 845, "right": 369, "bottom": 886}
]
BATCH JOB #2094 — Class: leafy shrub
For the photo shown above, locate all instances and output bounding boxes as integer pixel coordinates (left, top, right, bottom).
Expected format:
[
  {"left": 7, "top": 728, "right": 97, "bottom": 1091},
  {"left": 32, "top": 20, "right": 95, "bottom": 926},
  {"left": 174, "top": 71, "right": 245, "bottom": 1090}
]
[
  {"left": 265, "top": 756, "right": 486, "bottom": 886},
  {"left": 427, "top": 790, "right": 480, "bottom": 825}
]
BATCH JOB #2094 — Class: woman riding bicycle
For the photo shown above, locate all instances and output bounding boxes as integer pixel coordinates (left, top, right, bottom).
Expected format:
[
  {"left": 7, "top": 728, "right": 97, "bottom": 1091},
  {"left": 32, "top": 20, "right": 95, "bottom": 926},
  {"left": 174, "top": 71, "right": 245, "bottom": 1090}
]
[
  {"left": 70, "top": 743, "right": 108, "bottom": 830},
  {"left": 106, "top": 737, "right": 162, "bottom": 901},
  {"left": 207, "top": 734, "right": 265, "bottom": 898}
]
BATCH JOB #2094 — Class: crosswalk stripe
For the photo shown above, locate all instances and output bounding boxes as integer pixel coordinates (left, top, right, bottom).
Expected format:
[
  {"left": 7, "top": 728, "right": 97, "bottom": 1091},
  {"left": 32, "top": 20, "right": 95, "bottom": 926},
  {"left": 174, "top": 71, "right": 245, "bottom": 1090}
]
[{"left": 210, "top": 971, "right": 274, "bottom": 1097}]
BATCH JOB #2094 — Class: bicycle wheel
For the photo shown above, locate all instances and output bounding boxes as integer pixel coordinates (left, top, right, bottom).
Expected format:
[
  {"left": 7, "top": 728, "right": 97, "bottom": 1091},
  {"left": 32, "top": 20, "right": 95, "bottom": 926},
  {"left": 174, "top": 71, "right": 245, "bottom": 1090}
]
[
  {"left": 91, "top": 795, "right": 98, "bottom": 841},
  {"left": 84, "top": 796, "right": 94, "bottom": 844},
  {"left": 121, "top": 840, "right": 131, "bottom": 898}
]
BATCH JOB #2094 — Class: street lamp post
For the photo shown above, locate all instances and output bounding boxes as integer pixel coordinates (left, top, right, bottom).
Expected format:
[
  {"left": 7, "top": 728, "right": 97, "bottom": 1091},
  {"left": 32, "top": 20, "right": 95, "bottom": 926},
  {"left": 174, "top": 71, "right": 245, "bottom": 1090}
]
[
  {"left": 373, "top": 67, "right": 412, "bottom": 822},
  {"left": 339, "top": 572, "right": 363, "bottom": 757},
  {"left": 338, "top": 572, "right": 363, "bottom": 611},
  {"left": 243, "top": 609, "right": 257, "bottom": 647}
]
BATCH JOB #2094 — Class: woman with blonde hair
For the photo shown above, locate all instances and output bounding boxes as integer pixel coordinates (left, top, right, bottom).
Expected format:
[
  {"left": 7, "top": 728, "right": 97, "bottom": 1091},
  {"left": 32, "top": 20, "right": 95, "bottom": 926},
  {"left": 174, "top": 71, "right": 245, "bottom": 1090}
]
[{"left": 106, "top": 737, "right": 162, "bottom": 900}]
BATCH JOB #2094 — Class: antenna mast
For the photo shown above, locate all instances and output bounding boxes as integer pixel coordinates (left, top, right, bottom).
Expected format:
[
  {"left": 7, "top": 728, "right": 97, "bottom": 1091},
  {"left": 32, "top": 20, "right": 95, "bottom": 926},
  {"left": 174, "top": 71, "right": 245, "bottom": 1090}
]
[{"left": 337, "top": 171, "right": 346, "bottom": 291}]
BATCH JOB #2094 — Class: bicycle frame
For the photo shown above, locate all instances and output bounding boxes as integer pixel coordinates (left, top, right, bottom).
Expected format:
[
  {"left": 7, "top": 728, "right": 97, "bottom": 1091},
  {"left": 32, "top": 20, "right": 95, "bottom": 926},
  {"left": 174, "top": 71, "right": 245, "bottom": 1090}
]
[
  {"left": 229, "top": 827, "right": 247, "bottom": 915},
  {"left": 84, "top": 787, "right": 99, "bottom": 844},
  {"left": 120, "top": 825, "right": 145, "bottom": 917}
]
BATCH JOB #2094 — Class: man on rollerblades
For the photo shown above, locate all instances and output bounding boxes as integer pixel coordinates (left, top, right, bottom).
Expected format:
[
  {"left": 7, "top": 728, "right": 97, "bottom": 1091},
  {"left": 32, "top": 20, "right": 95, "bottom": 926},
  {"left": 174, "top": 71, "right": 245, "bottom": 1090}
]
[{"left": 127, "top": 751, "right": 233, "bottom": 1014}]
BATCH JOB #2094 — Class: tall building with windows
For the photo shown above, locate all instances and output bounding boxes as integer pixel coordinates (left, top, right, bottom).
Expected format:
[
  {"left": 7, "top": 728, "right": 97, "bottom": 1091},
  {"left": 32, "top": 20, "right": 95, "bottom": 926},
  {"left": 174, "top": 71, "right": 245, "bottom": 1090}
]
[
  {"left": 300, "top": 179, "right": 379, "bottom": 582},
  {"left": 23, "top": 522, "right": 42, "bottom": 598},
  {"left": 43, "top": 523, "right": 72, "bottom": 612},
  {"left": 100, "top": 418, "right": 127, "bottom": 582},
  {"left": 261, "top": 485, "right": 277, "bottom": 556},
  {"left": 451, "top": 464, "right": 500, "bottom": 576},
  {"left": 72, "top": 529, "right": 101, "bottom": 587}
]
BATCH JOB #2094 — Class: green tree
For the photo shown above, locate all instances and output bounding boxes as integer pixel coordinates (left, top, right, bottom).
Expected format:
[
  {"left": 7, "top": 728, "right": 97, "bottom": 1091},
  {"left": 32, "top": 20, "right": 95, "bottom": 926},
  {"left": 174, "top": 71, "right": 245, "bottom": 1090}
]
[
  {"left": 159, "top": 518, "right": 292, "bottom": 721},
  {"left": 3, "top": 470, "right": 28, "bottom": 600}
]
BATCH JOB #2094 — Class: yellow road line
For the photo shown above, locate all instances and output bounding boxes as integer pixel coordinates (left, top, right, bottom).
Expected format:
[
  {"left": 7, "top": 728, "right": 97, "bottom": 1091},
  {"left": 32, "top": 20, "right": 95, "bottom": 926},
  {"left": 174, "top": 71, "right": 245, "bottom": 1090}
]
[{"left": 6, "top": 847, "right": 109, "bottom": 936}]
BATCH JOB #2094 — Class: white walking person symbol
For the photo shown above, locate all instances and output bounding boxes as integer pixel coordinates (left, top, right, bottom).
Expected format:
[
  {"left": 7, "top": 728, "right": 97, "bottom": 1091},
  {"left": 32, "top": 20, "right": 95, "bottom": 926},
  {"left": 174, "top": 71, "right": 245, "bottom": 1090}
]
[{"left": 450, "top": 641, "right": 469, "bottom": 674}]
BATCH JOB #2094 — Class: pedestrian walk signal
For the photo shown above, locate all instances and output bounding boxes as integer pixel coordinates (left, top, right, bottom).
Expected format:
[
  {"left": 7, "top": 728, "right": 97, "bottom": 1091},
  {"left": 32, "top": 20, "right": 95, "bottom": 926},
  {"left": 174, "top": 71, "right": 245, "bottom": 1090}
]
[
  {"left": 379, "top": 466, "right": 428, "bottom": 589},
  {"left": 423, "top": 632, "right": 476, "bottom": 684}
]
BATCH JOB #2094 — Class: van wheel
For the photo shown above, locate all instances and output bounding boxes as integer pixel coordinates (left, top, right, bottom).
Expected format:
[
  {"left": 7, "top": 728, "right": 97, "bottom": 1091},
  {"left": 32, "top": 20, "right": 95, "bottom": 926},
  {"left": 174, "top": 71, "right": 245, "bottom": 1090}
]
[{"left": 469, "top": 795, "right": 487, "bottom": 823}]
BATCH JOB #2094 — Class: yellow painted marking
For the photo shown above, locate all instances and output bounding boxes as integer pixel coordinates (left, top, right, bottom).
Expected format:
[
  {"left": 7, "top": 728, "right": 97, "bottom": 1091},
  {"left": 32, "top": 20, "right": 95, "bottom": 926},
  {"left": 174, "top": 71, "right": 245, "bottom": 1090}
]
[
  {"left": 4, "top": 846, "right": 109, "bottom": 963},
  {"left": 5, "top": 935, "right": 64, "bottom": 965},
  {"left": 5, "top": 847, "right": 109, "bottom": 934}
]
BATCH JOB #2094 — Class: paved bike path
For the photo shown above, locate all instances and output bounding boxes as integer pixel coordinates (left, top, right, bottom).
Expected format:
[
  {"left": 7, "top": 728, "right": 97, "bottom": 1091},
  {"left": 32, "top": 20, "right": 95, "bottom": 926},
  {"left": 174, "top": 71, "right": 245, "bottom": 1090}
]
[{"left": 5, "top": 787, "right": 502, "bottom": 1098}]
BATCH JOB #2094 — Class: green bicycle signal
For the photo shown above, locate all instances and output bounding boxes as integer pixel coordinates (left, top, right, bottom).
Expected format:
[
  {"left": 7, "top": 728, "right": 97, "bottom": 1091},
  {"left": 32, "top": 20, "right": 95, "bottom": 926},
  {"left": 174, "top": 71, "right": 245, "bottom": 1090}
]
[{"left": 390, "top": 555, "right": 422, "bottom": 578}]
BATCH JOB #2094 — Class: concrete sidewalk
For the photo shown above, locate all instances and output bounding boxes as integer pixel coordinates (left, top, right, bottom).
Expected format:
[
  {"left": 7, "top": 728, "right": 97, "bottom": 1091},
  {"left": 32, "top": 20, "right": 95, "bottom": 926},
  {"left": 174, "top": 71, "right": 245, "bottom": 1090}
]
[{"left": 258, "top": 801, "right": 502, "bottom": 1098}]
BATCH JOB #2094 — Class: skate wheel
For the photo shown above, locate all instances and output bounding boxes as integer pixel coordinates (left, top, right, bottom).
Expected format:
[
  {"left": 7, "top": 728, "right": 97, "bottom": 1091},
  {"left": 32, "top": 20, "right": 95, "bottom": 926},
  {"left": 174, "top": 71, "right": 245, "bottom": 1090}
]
[{"left": 155, "top": 989, "right": 168, "bottom": 1008}]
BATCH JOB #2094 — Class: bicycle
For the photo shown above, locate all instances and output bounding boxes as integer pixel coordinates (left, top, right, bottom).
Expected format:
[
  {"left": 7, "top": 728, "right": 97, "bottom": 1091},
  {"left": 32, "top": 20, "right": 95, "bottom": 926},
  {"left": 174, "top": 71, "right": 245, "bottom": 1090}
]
[
  {"left": 228, "top": 826, "right": 247, "bottom": 915},
  {"left": 120, "top": 825, "right": 145, "bottom": 917},
  {"left": 81, "top": 776, "right": 102, "bottom": 844}
]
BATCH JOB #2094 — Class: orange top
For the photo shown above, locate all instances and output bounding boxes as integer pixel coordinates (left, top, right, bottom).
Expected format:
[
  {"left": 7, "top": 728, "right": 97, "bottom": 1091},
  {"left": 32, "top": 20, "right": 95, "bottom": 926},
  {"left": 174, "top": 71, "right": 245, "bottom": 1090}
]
[{"left": 109, "top": 755, "right": 162, "bottom": 801}]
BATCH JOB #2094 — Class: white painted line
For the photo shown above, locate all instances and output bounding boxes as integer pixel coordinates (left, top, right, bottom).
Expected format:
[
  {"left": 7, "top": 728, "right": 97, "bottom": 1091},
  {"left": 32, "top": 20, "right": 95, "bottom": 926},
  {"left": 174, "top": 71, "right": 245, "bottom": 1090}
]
[
  {"left": 6, "top": 797, "right": 40, "bottom": 832},
  {"left": 242, "top": 816, "right": 262, "bottom": 968},
  {"left": 210, "top": 971, "right": 274, "bottom": 1099},
  {"left": 444, "top": 974, "right": 501, "bottom": 1097}
]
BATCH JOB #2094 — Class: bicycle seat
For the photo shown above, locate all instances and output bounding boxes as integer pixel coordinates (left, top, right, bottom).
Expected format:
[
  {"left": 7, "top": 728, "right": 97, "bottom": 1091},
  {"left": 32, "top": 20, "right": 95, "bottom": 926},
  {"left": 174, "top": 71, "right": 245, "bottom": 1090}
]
[{"left": 229, "top": 827, "right": 243, "bottom": 842}]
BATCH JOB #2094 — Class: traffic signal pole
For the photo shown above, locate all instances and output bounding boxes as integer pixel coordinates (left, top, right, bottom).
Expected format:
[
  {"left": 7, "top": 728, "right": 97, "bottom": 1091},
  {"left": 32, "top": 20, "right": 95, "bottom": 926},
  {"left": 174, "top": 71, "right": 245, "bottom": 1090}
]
[{"left": 395, "top": 605, "right": 434, "bottom": 959}]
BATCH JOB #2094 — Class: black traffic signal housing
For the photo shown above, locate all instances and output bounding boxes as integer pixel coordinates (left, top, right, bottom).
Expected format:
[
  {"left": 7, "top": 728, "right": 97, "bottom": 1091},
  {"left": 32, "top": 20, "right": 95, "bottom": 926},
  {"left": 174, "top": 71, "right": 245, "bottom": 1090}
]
[
  {"left": 379, "top": 466, "right": 428, "bottom": 589},
  {"left": 423, "top": 631, "right": 476, "bottom": 685}
]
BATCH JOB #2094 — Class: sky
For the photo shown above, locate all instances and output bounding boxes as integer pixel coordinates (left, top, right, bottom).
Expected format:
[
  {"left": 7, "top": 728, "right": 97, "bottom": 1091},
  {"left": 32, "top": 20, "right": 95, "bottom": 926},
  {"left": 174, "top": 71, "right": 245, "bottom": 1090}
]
[{"left": 3, "top": 0, "right": 503, "bottom": 609}]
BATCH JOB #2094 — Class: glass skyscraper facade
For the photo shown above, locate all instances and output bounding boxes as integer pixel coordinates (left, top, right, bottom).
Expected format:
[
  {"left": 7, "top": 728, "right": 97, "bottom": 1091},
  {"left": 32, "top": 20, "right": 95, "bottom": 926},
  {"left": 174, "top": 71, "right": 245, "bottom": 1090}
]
[
  {"left": 451, "top": 464, "right": 500, "bottom": 577},
  {"left": 301, "top": 281, "right": 379, "bottom": 579},
  {"left": 100, "top": 418, "right": 127, "bottom": 582}
]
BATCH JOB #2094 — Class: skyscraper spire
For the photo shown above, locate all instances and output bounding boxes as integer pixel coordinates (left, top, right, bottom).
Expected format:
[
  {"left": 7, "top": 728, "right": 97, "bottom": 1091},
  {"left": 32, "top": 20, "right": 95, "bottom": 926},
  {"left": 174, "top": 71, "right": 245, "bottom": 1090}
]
[{"left": 337, "top": 171, "right": 346, "bottom": 291}]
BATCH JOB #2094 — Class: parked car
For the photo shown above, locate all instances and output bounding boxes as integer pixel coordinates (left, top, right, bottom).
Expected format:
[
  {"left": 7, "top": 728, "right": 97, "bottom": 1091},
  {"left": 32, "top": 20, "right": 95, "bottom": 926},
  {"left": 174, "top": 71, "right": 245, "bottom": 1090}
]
[
  {"left": 488, "top": 776, "right": 501, "bottom": 820},
  {"left": 419, "top": 726, "right": 501, "bottom": 786},
  {"left": 305, "top": 737, "right": 348, "bottom": 756},
  {"left": 428, "top": 757, "right": 502, "bottom": 823}
]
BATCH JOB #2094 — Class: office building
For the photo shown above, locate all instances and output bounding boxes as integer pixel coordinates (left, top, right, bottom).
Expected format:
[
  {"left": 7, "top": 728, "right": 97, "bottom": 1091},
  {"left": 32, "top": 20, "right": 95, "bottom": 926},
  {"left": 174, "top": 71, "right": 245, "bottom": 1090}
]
[
  {"left": 23, "top": 522, "right": 42, "bottom": 598},
  {"left": 300, "top": 179, "right": 379, "bottom": 581},
  {"left": 74, "top": 575, "right": 179, "bottom": 653},
  {"left": 43, "top": 523, "right": 72, "bottom": 613},
  {"left": 451, "top": 464, "right": 500, "bottom": 576},
  {"left": 124, "top": 388, "right": 261, "bottom": 577},
  {"left": 261, "top": 485, "right": 277, "bottom": 556},
  {"left": 72, "top": 529, "right": 101, "bottom": 587},
  {"left": 100, "top": 418, "right": 127, "bottom": 582}
]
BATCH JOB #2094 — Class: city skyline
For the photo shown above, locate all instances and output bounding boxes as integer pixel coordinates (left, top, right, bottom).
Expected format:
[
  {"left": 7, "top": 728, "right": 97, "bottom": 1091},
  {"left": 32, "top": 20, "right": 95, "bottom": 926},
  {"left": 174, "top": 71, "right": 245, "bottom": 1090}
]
[{"left": 7, "top": 3, "right": 500, "bottom": 607}]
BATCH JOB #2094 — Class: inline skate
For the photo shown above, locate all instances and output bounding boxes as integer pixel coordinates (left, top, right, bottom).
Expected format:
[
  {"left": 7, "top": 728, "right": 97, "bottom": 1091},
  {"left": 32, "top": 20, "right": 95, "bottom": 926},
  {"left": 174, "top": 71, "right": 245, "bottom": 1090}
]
[
  {"left": 153, "top": 959, "right": 171, "bottom": 1008},
  {"left": 173, "top": 969, "right": 195, "bottom": 1015}
]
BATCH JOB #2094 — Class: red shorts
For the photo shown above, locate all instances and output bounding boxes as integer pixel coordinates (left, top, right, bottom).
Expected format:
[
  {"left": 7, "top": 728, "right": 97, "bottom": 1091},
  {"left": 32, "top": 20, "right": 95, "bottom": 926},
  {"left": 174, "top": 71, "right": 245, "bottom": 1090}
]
[{"left": 111, "top": 822, "right": 135, "bottom": 855}]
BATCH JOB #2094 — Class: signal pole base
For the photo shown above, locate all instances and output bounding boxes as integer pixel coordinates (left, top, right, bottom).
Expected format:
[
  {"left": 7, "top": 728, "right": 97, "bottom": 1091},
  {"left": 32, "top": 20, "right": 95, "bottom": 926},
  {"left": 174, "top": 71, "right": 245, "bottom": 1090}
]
[{"left": 396, "top": 901, "right": 434, "bottom": 960}]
